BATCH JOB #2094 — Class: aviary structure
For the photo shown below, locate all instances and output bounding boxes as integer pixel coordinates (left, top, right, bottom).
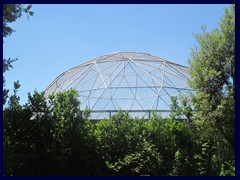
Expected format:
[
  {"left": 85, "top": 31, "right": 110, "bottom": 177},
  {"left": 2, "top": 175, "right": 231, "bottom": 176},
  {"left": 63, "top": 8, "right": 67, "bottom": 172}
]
[{"left": 45, "top": 52, "right": 193, "bottom": 119}]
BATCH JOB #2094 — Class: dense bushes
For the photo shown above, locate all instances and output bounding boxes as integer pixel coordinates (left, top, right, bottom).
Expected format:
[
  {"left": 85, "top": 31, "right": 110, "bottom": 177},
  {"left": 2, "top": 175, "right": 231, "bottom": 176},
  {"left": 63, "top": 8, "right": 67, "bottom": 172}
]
[
  {"left": 3, "top": 88, "right": 234, "bottom": 176},
  {"left": 3, "top": 5, "right": 235, "bottom": 176}
]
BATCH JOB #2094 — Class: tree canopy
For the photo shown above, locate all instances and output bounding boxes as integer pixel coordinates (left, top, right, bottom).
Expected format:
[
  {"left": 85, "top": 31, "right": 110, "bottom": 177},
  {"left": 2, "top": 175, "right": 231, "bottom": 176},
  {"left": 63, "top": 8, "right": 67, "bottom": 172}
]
[
  {"left": 3, "top": 4, "right": 235, "bottom": 176},
  {"left": 3, "top": 4, "right": 34, "bottom": 38},
  {"left": 3, "top": 4, "right": 34, "bottom": 105},
  {"left": 188, "top": 4, "right": 235, "bottom": 151}
]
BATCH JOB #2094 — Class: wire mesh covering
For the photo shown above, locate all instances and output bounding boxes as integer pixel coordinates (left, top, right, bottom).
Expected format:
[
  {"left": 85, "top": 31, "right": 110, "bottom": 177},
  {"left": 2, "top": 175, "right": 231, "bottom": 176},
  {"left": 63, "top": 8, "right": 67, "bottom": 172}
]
[{"left": 45, "top": 52, "right": 193, "bottom": 119}]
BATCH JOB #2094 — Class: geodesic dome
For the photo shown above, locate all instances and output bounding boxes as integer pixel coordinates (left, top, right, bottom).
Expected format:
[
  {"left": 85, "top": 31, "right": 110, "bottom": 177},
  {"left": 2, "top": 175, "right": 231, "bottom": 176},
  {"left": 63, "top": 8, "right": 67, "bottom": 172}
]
[{"left": 45, "top": 52, "right": 192, "bottom": 119}]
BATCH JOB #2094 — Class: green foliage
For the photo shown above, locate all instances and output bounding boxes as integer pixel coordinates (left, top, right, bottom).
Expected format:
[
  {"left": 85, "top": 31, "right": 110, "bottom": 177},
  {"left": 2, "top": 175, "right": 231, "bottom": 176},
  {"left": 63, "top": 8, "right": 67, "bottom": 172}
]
[
  {"left": 3, "top": 4, "right": 34, "bottom": 38},
  {"left": 3, "top": 83, "right": 31, "bottom": 175},
  {"left": 187, "top": 5, "right": 235, "bottom": 176},
  {"left": 3, "top": 4, "right": 23, "bottom": 38},
  {"left": 170, "top": 149, "right": 191, "bottom": 176},
  {"left": 188, "top": 5, "right": 235, "bottom": 152},
  {"left": 93, "top": 102, "right": 201, "bottom": 176},
  {"left": 169, "top": 95, "right": 194, "bottom": 125},
  {"left": 4, "top": 89, "right": 97, "bottom": 175},
  {"left": 3, "top": 88, "right": 235, "bottom": 175},
  {"left": 194, "top": 142, "right": 212, "bottom": 175},
  {"left": 3, "top": 4, "right": 34, "bottom": 105},
  {"left": 94, "top": 112, "right": 164, "bottom": 176},
  {"left": 105, "top": 139, "right": 162, "bottom": 176},
  {"left": 220, "top": 161, "right": 235, "bottom": 176},
  {"left": 3, "top": 5, "right": 235, "bottom": 176}
]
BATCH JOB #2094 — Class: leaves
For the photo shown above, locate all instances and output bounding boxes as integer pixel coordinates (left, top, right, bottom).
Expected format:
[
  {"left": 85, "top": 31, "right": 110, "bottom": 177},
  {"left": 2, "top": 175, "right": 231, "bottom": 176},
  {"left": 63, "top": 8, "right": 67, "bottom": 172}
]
[
  {"left": 3, "top": 88, "right": 235, "bottom": 175},
  {"left": 3, "top": 4, "right": 34, "bottom": 105},
  {"left": 3, "top": 4, "right": 34, "bottom": 38},
  {"left": 188, "top": 4, "right": 235, "bottom": 159},
  {"left": 3, "top": 5, "right": 234, "bottom": 176}
]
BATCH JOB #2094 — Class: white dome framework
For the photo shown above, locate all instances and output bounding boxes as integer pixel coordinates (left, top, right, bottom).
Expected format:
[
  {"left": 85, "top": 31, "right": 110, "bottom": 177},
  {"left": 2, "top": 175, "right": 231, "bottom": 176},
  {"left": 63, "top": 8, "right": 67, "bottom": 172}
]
[{"left": 45, "top": 52, "right": 193, "bottom": 119}]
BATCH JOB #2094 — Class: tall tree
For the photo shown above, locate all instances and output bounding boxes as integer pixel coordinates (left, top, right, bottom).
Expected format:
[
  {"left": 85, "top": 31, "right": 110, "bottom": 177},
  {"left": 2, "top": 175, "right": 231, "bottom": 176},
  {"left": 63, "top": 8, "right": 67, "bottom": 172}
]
[
  {"left": 3, "top": 4, "right": 34, "bottom": 105},
  {"left": 188, "top": 5, "right": 235, "bottom": 151}
]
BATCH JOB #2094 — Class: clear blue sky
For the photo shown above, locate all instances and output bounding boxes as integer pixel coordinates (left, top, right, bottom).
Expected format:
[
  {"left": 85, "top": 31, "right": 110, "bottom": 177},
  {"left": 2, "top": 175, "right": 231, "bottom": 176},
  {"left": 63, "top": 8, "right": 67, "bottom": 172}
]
[{"left": 3, "top": 4, "right": 230, "bottom": 105}]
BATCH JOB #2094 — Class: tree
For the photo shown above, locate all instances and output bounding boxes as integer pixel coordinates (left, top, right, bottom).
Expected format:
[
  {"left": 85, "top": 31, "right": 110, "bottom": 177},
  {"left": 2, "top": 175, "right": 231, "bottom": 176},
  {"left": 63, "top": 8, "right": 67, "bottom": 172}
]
[
  {"left": 4, "top": 87, "right": 231, "bottom": 175},
  {"left": 3, "top": 4, "right": 34, "bottom": 105},
  {"left": 3, "top": 4, "right": 34, "bottom": 38},
  {"left": 94, "top": 112, "right": 164, "bottom": 176},
  {"left": 188, "top": 4, "right": 235, "bottom": 174},
  {"left": 3, "top": 89, "right": 96, "bottom": 175}
]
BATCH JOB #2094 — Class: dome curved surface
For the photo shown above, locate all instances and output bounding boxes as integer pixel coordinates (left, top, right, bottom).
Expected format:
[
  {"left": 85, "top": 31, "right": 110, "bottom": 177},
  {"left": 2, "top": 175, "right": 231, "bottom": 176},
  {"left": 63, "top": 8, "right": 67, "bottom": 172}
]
[{"left": 45, "top": 52, "right": 192, "bottom": 119}]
